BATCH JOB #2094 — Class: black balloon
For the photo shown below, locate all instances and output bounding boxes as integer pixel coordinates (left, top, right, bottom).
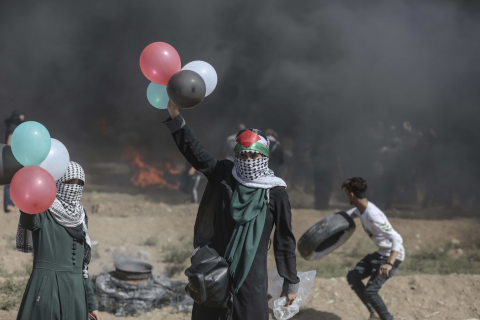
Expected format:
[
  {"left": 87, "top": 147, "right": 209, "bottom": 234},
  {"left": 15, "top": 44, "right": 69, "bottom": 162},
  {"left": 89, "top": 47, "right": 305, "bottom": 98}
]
[
  {"left": 167, "top": 70, "right": 206, "bottom": 109},
  {"left": 0, "top": 144, "right": 24, "bottom": 185}
]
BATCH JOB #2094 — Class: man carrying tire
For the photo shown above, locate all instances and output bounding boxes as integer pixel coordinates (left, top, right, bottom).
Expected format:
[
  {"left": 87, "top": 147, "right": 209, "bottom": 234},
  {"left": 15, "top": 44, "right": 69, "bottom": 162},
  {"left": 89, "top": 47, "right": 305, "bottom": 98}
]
[{"left": 342, "top": 177, "right": 405, "bottom": 320}]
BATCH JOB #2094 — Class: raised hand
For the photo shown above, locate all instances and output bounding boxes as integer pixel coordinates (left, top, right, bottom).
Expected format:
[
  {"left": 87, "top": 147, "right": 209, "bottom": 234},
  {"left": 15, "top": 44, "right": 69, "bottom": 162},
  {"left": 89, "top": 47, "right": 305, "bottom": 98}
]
[{"left": 167, "top": 100, "right": 180, "bottom": 119}]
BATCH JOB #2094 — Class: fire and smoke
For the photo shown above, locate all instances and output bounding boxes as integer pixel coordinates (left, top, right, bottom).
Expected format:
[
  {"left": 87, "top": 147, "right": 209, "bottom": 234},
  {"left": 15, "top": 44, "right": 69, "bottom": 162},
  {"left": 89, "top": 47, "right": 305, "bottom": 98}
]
[
  {"left": 1, "top": 0, "right": 480, "bottom": 209},
  {"left": 122, "top": 146, "right": 179, "bottom": 189}
]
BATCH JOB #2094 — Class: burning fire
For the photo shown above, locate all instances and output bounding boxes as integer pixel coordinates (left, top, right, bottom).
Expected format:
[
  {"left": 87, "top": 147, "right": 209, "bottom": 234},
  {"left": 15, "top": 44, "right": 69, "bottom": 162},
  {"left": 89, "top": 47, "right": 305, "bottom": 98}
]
[{"left": 122, "top": 146, "right": 180, "bottom": 189}]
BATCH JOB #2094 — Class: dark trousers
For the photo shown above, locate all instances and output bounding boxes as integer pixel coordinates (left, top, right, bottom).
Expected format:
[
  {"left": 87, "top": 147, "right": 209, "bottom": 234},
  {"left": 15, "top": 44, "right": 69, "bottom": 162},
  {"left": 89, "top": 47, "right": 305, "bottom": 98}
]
[
  {"left": 3, "top": 184, "right": 14, "bottom": 212},
  {"left": 347, "top": 252, "right": 401, "bottom": 320}
]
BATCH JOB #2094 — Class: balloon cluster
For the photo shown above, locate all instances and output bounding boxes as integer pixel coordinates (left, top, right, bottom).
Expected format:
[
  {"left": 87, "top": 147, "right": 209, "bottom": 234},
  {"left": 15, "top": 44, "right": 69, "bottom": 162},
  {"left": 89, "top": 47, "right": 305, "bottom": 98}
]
[
  {"left": 140, "top": 42, "right": 217, "bottom": 109},
  {"left": 0, "top": 122, "right": 70, "bottom": 214}
]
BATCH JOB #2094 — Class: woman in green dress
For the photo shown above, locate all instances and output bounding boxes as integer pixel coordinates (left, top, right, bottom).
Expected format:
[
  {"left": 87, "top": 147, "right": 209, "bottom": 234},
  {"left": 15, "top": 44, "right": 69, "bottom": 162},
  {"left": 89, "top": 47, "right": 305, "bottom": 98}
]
[{"left": 15, "top": 161, "right": 103, "bottom": 320}]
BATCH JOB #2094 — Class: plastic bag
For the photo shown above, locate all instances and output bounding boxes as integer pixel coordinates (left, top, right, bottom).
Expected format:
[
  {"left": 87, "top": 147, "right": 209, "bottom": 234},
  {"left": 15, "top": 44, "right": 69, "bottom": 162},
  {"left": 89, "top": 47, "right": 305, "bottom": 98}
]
[{"left": 267, "top": 268, "right": 316, "bottom": 320}]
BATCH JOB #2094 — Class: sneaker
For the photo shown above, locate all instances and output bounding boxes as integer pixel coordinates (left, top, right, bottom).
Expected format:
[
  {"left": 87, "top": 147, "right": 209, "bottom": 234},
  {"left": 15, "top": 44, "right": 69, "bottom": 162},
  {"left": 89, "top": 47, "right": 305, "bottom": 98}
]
[{"left": 368, "top": 313, "right": 380, "bottom": 320}]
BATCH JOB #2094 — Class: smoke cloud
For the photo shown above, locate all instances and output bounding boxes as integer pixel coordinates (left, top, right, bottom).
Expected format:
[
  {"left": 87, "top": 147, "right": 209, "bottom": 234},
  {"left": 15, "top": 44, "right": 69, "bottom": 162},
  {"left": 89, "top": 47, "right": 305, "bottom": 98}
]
[{"left": 1, "top": 0, "right": 480, "bottom": 202}]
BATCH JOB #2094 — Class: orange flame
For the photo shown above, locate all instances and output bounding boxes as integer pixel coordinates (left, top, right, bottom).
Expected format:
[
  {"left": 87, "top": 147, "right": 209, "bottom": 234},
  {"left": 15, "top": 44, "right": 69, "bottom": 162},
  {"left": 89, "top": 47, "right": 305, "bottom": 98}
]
[{"left": 122, "top": 146, "right": 180, "bottom": 189}]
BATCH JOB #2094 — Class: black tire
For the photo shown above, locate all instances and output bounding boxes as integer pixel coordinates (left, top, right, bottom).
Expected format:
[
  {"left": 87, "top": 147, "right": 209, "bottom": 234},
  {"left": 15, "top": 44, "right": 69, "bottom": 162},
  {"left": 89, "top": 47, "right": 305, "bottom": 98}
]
[{"left": 297, "top": 212, "right": 356, "bottom": 261}]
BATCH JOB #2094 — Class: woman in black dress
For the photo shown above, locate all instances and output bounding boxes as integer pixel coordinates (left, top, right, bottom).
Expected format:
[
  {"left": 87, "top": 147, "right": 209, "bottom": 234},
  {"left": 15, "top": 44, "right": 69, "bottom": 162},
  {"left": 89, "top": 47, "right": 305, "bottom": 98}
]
[{"left": 163, "top": 101, "right": 299, "bottom": 320}]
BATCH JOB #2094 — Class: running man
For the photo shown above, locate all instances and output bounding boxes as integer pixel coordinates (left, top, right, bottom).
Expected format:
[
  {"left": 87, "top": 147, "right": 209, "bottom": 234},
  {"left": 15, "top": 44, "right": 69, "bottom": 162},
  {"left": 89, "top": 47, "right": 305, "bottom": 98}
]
[{"left": 342, "top": 177, "right": 405, "bottom": 320}]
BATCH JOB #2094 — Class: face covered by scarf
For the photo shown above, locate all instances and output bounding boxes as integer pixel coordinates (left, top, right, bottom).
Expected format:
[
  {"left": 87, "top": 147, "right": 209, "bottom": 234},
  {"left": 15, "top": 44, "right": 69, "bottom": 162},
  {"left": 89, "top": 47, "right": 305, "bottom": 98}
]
[
  {"left": 232, "top": 129, "right": 286, "bottom": 189},
  {"left": 16, "top": 161, "right": 92, "bottom": 279},
  {"left": 226, "top": 129, "right": 286, "bottom": 292}
]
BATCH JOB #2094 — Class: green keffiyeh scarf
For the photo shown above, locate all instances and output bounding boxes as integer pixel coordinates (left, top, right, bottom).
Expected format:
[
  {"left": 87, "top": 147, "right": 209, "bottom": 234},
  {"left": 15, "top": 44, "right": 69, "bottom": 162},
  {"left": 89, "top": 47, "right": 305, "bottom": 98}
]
[{"left": 224, "top": 183, "right": 267, "bottom": 292}]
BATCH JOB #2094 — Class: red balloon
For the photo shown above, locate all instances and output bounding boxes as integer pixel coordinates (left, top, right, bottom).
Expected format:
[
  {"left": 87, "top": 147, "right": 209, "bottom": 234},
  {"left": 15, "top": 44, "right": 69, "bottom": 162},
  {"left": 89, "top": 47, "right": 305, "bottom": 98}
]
[
  {"left": 140, "top": 42, "right": 181, "bottom": 85},
  {"left": 10, "top": 166, "right": 57, "bottom": 214}
]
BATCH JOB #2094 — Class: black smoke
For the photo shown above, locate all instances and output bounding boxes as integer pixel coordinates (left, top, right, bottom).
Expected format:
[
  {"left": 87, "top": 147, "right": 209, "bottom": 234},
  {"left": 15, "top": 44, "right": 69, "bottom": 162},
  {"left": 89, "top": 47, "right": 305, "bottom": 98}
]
[{"left": 1, "top": 0, "right": 480, "bottom": 206}]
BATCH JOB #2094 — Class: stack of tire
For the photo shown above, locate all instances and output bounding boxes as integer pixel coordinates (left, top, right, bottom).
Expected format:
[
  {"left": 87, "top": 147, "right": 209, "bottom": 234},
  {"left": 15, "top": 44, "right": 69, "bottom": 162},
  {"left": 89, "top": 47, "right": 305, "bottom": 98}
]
[{"left": 298, "top": 212, "right": 356, "bottom": 261}]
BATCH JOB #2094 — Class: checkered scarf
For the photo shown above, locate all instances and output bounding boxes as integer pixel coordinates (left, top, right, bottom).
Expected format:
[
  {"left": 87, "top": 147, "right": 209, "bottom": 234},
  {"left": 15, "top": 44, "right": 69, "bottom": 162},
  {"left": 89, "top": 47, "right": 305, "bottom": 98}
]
[
  {"left": 16, "top": 161, "right": 92, "bottom": 278},
  {"left": 232, "top": 150, "right": 286, "bottom": 190}
]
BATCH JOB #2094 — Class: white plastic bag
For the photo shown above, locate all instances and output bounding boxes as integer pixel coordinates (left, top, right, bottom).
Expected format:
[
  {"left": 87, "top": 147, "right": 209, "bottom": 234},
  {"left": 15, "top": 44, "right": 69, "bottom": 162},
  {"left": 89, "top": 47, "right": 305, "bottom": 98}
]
[{"left": 267, "top": 268, "right": 316, "bottom": 320}]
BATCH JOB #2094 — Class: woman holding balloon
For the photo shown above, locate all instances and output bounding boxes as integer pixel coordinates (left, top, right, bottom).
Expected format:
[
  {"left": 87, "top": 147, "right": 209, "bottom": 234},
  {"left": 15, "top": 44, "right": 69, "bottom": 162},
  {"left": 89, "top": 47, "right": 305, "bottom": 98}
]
[
  {"left": 16, "top": 161, "right": 103, "bottom": 320},
  {"left": 2, "top": 121, "right": 103, "bottom": 319}
]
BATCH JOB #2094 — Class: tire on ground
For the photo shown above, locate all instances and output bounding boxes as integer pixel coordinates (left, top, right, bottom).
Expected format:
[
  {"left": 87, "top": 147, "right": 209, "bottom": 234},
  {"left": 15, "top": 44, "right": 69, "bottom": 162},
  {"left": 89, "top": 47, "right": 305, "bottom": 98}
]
[{"left": 297, "top": 212, "right": 356, "bottom": 261}]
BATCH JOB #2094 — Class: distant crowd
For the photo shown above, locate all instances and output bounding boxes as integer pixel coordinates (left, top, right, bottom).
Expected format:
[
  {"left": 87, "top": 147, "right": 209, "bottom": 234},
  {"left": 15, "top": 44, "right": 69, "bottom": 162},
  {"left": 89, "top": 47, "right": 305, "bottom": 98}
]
[{"left": 217, "top": 120, "right": 478, "bottom": 211}]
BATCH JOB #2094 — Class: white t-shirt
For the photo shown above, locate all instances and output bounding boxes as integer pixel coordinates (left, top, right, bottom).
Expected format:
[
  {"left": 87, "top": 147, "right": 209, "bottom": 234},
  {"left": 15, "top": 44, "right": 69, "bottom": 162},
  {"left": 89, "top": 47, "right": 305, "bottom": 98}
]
[{"left": 347, "top": 202, "right": 405, "bottom": 261}]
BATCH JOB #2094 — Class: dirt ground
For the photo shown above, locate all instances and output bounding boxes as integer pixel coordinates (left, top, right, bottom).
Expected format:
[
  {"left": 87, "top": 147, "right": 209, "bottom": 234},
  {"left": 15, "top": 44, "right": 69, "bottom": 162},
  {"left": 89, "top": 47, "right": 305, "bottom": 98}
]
[{"left": 1, "top": 186, "right": 479, "bottom": 320}]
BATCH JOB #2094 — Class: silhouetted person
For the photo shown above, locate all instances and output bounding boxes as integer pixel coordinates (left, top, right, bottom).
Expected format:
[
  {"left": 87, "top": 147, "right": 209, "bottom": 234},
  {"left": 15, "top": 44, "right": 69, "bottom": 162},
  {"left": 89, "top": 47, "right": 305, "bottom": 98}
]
[
  {"left": 266, "top": 129, "right": 284, "bottom": 177},
  {"left": 419, "top": 129, "right": 439, "bottom": 208},
  {"left": 381, "top": 126, "right": 403, "bottom": 209},
  {"left": 4, "top": 110, "right": 24, "bottom": 213},
  {"left": 399, "top": 121, "right": 422, "bottom": 204},
  {"left": 180, "top": 162, "right": 202, "bottom": 204},
  {"left": 312, "top": 142, "right": 335, "bottom": 210},
  {"left": 222, "top": 123, "right": 246, "bottom": 161}
]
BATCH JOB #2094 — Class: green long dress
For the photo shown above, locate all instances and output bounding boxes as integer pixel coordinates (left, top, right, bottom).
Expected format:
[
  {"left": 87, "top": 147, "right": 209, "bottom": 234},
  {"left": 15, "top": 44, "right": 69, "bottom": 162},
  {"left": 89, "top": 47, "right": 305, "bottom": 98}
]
[{"left": 16, "top": 210, "right": 97, "bottom": 320}]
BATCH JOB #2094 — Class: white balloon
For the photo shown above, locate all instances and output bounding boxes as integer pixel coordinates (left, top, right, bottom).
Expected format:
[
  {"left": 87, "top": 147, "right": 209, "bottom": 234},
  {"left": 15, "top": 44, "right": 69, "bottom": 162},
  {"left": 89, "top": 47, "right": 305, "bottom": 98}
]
[
  {"left": 39, "top": 138, "right": 70, "bottom": 181},
  {"left": 182, "top": 61, "right": 218, "bottom": 96}
]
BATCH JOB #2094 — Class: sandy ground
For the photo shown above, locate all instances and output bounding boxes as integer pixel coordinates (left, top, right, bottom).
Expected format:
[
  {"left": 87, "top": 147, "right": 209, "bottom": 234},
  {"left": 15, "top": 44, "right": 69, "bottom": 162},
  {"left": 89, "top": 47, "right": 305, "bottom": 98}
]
[{"left": 1, "top": 187, "right": 479, "bottom": 320}]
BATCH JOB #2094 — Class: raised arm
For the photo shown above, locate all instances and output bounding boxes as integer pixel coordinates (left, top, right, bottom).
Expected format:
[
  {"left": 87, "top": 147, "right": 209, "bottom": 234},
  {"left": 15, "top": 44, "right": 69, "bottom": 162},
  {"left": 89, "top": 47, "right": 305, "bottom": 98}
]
[{"left": 164, "top": 101, "right": 218, "bottom": 180}]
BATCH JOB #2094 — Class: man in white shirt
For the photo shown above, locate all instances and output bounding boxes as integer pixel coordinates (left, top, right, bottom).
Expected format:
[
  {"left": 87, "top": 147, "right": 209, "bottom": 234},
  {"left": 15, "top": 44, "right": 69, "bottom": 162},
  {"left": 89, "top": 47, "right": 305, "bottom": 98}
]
[{"left": 342, "top": 177, "right": 405, "bottom": 320}]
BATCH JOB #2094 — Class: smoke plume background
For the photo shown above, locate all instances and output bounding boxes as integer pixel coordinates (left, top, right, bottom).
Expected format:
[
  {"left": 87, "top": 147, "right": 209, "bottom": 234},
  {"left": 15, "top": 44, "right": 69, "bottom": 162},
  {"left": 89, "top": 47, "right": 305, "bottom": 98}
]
[{"left": 1, "top": 0, "right": 479, "bottom": 192}]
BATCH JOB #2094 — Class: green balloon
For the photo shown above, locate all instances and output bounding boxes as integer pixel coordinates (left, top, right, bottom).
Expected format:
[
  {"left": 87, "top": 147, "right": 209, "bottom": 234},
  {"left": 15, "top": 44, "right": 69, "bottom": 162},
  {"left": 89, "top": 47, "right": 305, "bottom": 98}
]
[
  {"left": 146, "top": 82, "right": 169, "bottom": 109},
  {"left": 11, "top": 121, "right": 51, "bottom": 166}
]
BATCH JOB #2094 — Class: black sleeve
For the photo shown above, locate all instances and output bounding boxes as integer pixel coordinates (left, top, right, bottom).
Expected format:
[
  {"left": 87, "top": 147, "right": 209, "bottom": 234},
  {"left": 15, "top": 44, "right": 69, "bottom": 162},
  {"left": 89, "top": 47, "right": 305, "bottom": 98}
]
[
  {"left": 19, "top": 211, "right": 44, "bottom": 231},
  {"left": 164, "top": 114, "right": 218, "bottom": 181},
  {"left": 271, "top": 187, "right": 300, "bottom": 294}
]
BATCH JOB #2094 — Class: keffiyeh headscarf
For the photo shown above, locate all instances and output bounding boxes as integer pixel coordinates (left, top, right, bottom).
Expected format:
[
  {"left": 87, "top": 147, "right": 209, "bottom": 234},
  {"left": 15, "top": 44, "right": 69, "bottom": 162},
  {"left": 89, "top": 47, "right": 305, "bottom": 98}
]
[
  {"left": 232, "top": 129, "right": 286, "bottom": 189},
  {"left": 16, "top": 161, "right": 92, "bottom": 279},
  {"left": 226, "top": 129, "right": 286, "bottom": 292}
]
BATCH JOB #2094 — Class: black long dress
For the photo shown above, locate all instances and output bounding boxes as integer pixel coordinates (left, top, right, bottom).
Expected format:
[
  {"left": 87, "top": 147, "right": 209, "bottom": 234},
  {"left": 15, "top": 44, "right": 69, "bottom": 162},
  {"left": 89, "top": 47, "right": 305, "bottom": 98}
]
[{"left": 164, "top": 114, "right": 300, "bottom": 320}]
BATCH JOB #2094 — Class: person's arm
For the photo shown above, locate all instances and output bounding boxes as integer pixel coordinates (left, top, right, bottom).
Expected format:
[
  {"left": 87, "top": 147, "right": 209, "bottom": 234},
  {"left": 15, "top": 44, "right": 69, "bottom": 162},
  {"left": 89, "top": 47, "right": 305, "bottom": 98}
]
[
  {"left": 346, "top": 207, "right": 359, "bottom": 219},
  {"left": 370, "top": 216, "right": 403, "bottom": 278},
  {"left": 84, "top": 275, "right": 100, "bottom": 316},
  {"left": 164, "top": 101, "right": 218, "bottom": 181},
  {"left": 379, "top": 250, "right": 399, "bottom": 279},
  {"left": 83, "top": 214, "right": 103, "bottom": 320},
  {"left": 271, "top": 187, "right": 300, "bottom": 306},
  {"left": 19, "top": 211, "right": 45, "bottom": 231},
  {"left": 6, "top": 134, "right": 12, "bottom": 146}
]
